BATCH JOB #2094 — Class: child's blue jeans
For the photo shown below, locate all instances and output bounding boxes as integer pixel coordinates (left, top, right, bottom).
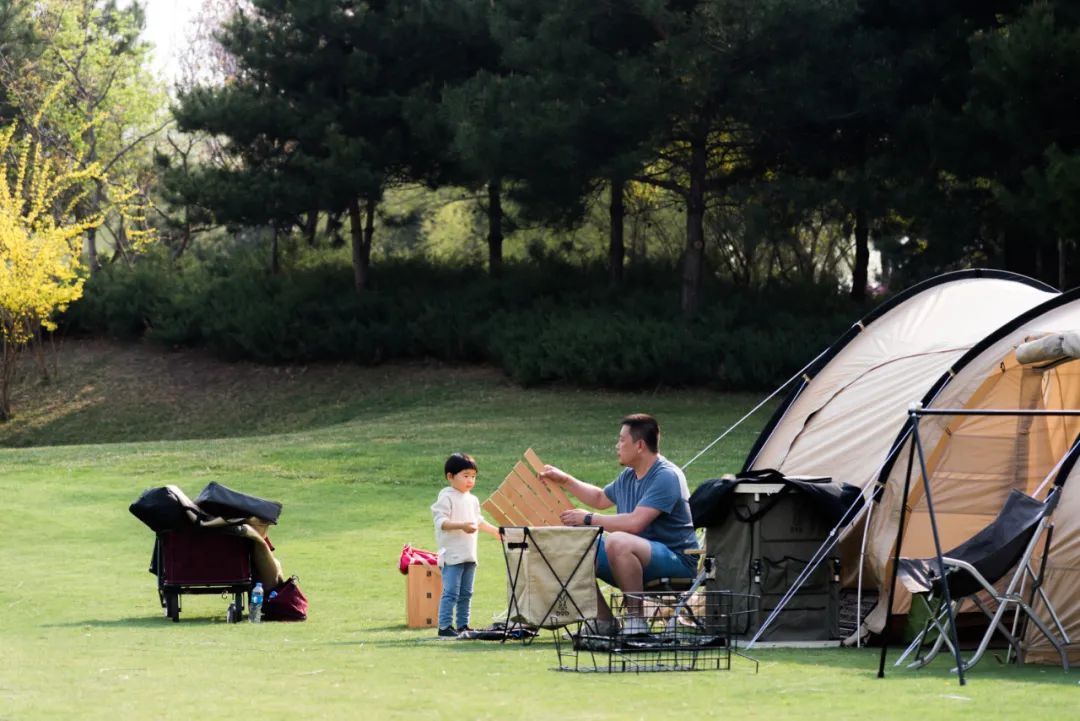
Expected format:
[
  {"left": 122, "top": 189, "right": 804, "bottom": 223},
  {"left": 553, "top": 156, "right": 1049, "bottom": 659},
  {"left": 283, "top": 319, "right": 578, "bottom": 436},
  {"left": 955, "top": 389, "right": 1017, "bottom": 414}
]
[{"left": 438, "top": 561, "right": 476, "bottom": 630}]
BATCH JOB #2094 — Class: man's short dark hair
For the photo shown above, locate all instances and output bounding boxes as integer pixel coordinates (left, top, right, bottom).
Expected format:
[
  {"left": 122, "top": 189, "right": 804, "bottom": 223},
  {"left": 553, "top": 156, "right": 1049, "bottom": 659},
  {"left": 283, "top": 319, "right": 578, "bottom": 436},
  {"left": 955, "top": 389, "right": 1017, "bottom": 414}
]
[
  {"left": 621, "top": 414, "right": 659, "bottom": 453},
  {"left": 445, "top": 452, "right": 478, "bottom": 476}
]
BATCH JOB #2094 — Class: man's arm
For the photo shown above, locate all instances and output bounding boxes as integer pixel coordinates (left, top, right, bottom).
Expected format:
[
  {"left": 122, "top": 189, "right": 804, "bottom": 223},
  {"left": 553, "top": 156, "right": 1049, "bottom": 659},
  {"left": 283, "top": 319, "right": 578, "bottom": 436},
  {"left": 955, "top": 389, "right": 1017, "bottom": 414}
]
[
  {"left": 560, "top": 504, "right": 660, "bottom": 534},
  {"left": 538, "top": 465, "right": 614, "bottom": 510}
]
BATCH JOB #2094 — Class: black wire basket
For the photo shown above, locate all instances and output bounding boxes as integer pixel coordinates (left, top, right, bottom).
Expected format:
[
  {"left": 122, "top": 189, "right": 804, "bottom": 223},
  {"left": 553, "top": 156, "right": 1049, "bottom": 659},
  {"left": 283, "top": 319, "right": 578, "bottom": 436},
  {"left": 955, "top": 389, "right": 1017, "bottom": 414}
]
[{"left": 553, "top": 590, "right": 760, "bottom": 673}]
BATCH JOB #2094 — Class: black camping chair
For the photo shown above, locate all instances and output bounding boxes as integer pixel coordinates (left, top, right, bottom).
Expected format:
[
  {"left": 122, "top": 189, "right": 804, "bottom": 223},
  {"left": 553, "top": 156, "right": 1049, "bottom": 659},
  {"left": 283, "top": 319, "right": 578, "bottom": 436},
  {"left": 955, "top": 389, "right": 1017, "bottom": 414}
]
[{"left": 895, "top": 487, "right": 1070, "bottom": 672}]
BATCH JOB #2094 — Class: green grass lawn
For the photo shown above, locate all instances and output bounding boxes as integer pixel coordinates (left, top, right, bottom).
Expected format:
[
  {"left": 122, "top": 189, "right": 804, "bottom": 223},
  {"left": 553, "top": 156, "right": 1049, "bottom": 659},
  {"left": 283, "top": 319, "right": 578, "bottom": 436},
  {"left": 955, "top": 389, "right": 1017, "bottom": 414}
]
[{"left": 0, "top": 342, "right": 1075, "bottom": 720}]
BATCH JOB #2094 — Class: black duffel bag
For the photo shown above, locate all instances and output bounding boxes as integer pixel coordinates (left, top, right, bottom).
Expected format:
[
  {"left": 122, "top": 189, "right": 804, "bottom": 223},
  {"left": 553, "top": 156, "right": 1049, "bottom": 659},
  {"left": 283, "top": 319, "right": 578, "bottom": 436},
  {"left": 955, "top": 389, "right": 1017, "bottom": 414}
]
[
  {"left": 195, "top": 481, "right": 282, "bottom": 524},
  {"left": 129, "top": 485, "right": 208, "bottom": 532}
]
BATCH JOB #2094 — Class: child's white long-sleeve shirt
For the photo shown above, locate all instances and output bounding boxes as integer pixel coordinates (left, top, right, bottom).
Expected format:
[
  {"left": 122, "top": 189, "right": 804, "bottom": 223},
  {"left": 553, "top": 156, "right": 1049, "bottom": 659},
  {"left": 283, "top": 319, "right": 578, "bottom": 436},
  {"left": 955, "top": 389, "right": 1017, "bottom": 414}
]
[{"left": 431, "top": 486, "right": 481, "bottom": 565}]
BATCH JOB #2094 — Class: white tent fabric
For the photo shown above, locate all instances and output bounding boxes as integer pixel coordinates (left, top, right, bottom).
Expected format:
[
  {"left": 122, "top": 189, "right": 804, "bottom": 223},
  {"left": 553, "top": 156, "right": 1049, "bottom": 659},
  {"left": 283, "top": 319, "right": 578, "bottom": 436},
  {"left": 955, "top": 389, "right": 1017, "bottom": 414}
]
[{"left": 748, "top": 273, "right": 1058, "bottom": 490}]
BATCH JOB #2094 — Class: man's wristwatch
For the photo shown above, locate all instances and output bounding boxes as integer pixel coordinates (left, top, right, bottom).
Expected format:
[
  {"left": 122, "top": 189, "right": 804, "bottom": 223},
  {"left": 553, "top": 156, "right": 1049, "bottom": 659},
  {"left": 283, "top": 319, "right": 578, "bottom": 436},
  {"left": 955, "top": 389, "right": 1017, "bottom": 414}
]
[{"left": 583, "top": 513, "right": 594, "bottom": 527}]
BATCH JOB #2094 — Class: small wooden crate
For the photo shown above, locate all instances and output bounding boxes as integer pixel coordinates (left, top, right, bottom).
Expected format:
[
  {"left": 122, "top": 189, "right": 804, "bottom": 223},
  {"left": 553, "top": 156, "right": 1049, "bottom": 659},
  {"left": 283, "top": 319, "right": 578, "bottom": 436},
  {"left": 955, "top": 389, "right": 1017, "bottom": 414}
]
[{"left": 406, "top": 564, "right": 442, "bottom": 628}]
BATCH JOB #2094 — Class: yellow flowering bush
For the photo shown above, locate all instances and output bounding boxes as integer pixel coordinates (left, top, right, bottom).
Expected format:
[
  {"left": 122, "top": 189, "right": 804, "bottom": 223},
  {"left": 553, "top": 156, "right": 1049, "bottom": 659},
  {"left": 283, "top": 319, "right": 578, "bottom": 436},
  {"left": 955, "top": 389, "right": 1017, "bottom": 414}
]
[{"left": 0, "top": 121, "right": 104, "bottom": 419}]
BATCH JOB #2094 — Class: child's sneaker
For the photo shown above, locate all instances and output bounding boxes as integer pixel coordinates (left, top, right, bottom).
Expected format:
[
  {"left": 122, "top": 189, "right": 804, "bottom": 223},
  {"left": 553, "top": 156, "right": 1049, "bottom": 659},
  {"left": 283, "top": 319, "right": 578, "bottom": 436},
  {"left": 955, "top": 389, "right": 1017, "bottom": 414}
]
[
  {"left": 437, "top": 626, "right": 458, "bottom": 638},
  {"left": 456, "top": 625, "right": 473, "bottom": 634}
]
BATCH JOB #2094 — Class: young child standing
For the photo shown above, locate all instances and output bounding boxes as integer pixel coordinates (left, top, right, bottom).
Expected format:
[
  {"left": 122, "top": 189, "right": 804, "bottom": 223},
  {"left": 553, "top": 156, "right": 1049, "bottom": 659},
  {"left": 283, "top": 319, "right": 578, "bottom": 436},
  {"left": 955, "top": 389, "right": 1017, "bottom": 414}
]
[{"left": 431, "top": 453, "right": 499, "bottom": 637}]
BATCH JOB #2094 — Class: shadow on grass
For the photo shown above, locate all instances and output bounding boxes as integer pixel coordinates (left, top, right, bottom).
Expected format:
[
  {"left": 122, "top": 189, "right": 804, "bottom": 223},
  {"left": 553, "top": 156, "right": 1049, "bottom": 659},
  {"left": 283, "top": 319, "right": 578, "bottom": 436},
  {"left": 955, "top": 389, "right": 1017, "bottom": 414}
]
[
  {"left": 44, "top": 616, "right": 232, "bottom": 629},
  {"left": 337, "top": 628, "right": 556, "bottom": 651},
  {"left": 751, "top": 645, "right": 1079, "bottom": 687}
]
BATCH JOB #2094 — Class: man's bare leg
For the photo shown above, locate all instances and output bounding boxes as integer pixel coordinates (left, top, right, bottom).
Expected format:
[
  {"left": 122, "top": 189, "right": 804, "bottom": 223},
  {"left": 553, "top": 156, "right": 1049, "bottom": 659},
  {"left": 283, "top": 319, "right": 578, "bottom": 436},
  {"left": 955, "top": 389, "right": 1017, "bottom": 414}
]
[{"left": 605, "top": 531, "right": 653, "bottom": 619}]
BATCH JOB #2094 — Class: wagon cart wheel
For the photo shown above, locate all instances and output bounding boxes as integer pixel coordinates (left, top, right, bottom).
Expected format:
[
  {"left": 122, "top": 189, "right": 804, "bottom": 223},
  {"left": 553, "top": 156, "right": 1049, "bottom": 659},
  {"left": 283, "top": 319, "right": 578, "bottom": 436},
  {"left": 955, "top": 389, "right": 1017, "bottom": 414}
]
[
  {"left": 227, "top": 591, "right": 245, "bottom": 623},
  {"left": 165, "top": 590, "right": 180, "bottom": 622}
]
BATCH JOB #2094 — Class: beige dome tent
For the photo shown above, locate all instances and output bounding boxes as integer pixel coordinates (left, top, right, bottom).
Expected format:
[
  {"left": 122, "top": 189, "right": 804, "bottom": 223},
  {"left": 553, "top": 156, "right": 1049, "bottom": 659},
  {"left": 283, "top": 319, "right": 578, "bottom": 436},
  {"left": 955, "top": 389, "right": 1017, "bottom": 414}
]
[
  {"left": 862, "top": 287, "right": 1080, "bottom": 663},
  {"left": 731, "top": 269, "right": 1063, "bottom": 650}
]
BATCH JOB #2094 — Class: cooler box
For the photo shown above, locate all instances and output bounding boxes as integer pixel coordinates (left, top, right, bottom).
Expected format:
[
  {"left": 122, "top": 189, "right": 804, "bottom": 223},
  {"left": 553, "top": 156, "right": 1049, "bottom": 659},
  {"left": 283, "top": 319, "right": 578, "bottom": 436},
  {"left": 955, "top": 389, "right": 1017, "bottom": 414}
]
[
  {"left": 406, "top": 564, "right": 442, "bottom": 628},
  {"left": 706, "top": 481, "right": 840, "bottom": 642}
]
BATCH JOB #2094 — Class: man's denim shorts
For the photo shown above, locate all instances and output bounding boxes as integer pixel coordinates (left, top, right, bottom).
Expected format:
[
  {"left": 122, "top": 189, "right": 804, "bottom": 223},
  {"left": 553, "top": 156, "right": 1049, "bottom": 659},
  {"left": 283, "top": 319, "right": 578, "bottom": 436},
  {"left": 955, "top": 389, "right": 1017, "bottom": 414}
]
[{"left": 594, "top": 534, "right": 697, "bottom": 586}]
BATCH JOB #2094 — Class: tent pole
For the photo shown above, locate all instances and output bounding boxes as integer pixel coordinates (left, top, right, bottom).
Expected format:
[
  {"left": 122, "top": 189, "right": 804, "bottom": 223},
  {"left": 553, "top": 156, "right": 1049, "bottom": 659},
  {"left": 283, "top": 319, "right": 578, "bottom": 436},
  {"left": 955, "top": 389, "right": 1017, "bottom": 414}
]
[
  {"left": 912, "top": 411, "right": 967, "bottom": 685},
  {"left": 877, "top": 419, "right": 917, "bottom": 679},
  {"left": 855, "top": 486, "right": 877, "bottom": 648}
]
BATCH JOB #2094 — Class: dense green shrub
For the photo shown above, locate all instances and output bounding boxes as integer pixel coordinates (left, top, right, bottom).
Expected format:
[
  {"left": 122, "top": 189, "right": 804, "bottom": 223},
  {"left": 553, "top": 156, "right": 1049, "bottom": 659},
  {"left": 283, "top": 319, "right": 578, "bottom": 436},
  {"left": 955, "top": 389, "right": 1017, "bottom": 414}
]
[{"left": 65, "top": 251, "right": 860, "bottom": 389}]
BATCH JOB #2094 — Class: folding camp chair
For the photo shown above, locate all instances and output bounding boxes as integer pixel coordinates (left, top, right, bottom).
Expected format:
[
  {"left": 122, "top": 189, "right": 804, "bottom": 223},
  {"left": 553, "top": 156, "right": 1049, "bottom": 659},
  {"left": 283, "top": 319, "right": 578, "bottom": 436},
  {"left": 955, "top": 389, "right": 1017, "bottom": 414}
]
[
  {"left": 895, "top": 487, "right": 1070, "bottom": 672},
  {"left": 501, "top": 526, "right": 602, "bottom": 639}
]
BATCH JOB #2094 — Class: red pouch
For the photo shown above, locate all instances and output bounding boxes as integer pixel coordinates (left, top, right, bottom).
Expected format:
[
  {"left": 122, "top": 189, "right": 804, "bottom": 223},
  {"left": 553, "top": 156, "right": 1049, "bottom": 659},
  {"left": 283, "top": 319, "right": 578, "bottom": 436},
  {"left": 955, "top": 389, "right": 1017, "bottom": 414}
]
[
  {"left": 398, "top": 543, "right": 438, "bottom": 575},
  {"left": 262, "top": 576, "right": 308, "bottom": 621}
]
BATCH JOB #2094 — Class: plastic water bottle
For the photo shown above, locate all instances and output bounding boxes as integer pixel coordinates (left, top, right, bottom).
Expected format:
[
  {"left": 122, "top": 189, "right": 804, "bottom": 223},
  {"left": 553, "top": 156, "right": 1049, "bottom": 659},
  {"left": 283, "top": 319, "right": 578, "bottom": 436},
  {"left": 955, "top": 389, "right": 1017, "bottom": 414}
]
[{"left": 250, "top": 582, "right": 264, "bottom": 623}]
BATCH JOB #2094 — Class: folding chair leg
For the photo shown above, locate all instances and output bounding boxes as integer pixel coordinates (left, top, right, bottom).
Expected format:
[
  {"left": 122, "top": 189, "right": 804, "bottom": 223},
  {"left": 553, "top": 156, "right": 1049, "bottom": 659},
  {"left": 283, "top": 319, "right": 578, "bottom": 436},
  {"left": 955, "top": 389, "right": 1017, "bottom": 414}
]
[
  {"left": 1015, "top": 599, "right": 1070, "bottom": 671},
  {"left": 962, "top": 599, "right": 1015, "bottom": 672},
  {"left": 896, "top": 596, "right": 938, "bottom": 667},
  {"left": 1034, "top": 583, "right": 1072, "bottom": 646},
  {"left": 895, "top": 624, "right": 931, "bottom": 667},
  {"left": 907, "top": 602, "right": 958, "bottom": 670}
]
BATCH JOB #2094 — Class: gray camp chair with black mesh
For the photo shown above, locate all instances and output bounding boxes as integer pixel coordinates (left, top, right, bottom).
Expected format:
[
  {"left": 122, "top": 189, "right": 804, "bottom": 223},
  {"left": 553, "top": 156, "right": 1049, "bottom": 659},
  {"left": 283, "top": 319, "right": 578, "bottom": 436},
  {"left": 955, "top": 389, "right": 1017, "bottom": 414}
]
[{"left": 895, "top": 487, "right": 1070, "bottom": 672}]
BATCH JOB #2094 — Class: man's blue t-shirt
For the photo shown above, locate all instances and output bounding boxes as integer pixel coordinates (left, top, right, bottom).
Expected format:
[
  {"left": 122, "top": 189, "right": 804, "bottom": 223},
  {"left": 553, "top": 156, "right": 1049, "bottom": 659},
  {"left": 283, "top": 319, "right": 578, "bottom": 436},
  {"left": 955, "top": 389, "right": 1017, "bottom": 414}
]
[{"left": 603, "top": 456, "right": 698, "bottom": 553}]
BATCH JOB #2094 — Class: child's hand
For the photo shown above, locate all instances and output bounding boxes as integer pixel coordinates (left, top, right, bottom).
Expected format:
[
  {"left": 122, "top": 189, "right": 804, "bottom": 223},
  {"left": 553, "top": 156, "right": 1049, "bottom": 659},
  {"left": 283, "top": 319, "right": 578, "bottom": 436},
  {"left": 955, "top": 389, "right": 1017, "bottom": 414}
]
[{"left": 461, "top": 521, "right": 478, "bottom": 534}]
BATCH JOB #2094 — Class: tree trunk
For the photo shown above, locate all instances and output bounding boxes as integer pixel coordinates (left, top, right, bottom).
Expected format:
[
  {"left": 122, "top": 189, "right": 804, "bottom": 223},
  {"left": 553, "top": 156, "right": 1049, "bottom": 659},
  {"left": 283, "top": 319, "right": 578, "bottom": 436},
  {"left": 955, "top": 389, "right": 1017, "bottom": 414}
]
[
  {"left": 347, "top": 197, "right": 370, "bottom": 293},
  {"left": 111, "top": 218, "right": 130, "bottom": 265},
  {"left": 851, "top": 205, "right": 869, "bottom": 301},
  {"left": 85, "top": 223, "right": 99, "bottom": 274},
  {"left": 609, "top": 177, "right": 625, "bottom": 286},
  {"left": 31, "top": 326, "right": 49, "bottom": 384},
  {"left": 363, "top": 196, "right": 375, "bottom": 277},
  {"left": 681, "top": 129, "right": 707, "bottom": 316},
  {"left": 487, "top": 178, "right": 503, "bottom": 275},
  {"left": 304, "top": 210, "right": 319, "bottom": 247},
  {"left": 0, "top": 336, "right": 17, "bottom": 422},
  {"left": 270, "top": 226, "right": 280, "bottom": 275},
  {"left": 326, "top": 211, "right": 345, "bottom": 248},
  {"left": 174, "top": 205, "right": 193, "bottom": 259},
  {"left": 84, "top": 136, "right": 100, "bottom": 275},
  {"left": 630, "top": 215, "right": 645, "bottom": 263}
]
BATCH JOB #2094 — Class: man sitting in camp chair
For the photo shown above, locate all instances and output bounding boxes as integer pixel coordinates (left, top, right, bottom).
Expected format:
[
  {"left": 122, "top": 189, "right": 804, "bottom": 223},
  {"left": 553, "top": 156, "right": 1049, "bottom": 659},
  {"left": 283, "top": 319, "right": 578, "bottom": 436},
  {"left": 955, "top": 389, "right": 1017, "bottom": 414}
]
[{"left": 539, "top": 413, "right": 699, "bottom": 635}]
